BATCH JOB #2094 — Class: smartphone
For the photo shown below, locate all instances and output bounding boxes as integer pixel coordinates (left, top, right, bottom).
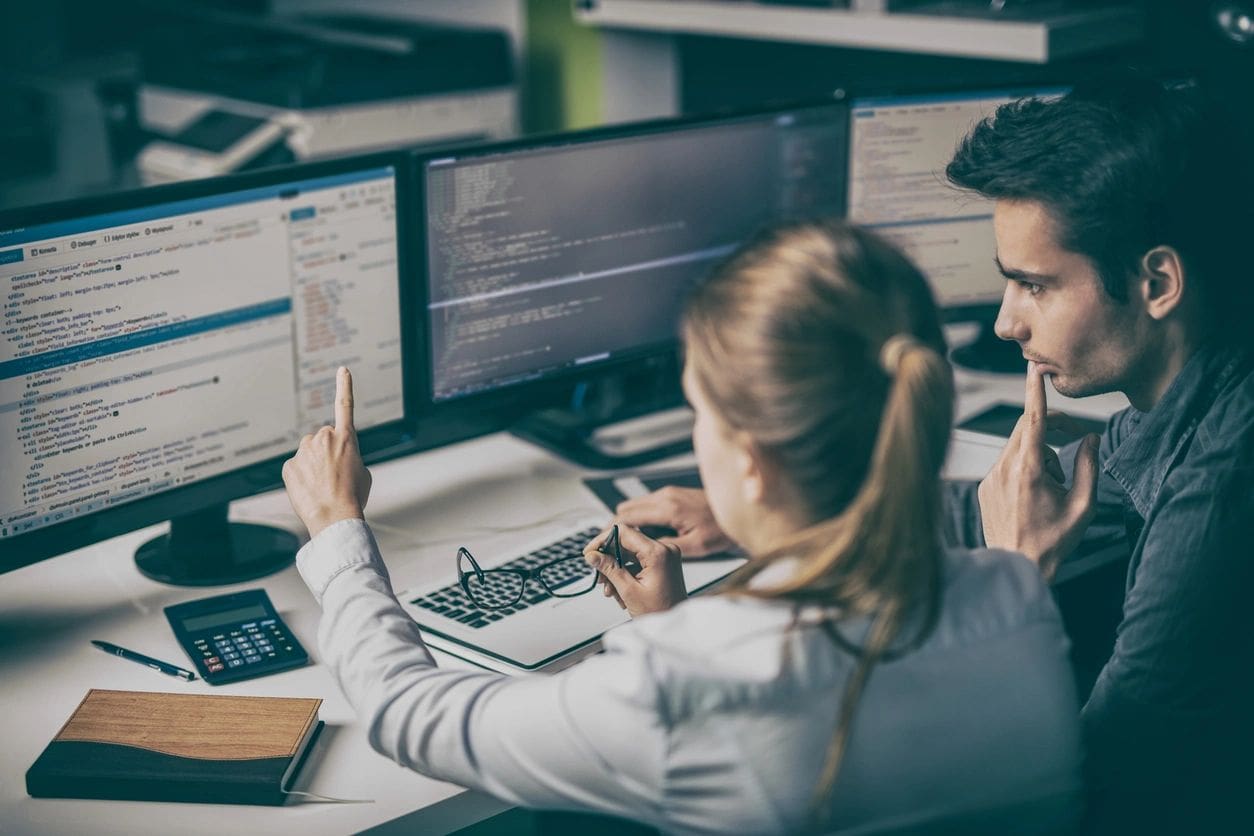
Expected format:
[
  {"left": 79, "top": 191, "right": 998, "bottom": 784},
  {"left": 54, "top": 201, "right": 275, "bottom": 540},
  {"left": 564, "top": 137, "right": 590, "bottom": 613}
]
[{"left": 957, "top": 403, "right": 1106, "bottom": 447}]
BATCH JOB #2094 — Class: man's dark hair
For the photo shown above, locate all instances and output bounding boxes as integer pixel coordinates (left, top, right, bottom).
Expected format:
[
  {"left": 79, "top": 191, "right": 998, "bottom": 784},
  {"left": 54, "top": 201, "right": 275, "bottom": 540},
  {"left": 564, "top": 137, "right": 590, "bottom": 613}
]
[{"left": 947, "top": 70, "right": 1252, "bottom": 334}]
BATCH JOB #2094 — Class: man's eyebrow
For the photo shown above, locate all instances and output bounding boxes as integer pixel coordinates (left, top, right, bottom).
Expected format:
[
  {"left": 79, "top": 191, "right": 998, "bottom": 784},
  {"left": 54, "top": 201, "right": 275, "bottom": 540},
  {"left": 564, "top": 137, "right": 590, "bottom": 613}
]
[{"left": 994, "top": 256, "right": 1054, "bottom": 282}]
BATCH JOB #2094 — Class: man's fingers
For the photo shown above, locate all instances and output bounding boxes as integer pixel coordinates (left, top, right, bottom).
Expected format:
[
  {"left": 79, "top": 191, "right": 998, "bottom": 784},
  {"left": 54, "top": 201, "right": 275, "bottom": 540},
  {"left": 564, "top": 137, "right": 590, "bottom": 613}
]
[
  {"left": 658, "top": 534, "right": 702, "bottom": 559},
  {"left": 334, "top": 366, "right": 355, "bottom": 433},
  {"left": 1021, "top": 361, "right": 1048, "bottom": 449},
  {"left": 1046, "top": 410, "right": 1088, "bottom": 440},
  {"left": 1042, "top": 445, "right": 1066, "bottom": 484},
  {"left": 1068, "top": 433, "right": 1101, "bottom": 519},
  {"left": 614, "top": 495, "right": 668, "bottom": 527}
]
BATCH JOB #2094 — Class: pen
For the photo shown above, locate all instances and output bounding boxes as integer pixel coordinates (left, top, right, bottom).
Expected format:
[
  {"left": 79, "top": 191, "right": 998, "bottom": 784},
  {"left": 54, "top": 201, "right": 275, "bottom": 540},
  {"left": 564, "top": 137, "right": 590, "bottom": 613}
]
[
  {"left": 598, "top": 524, "right": 623, "bottom": 568},
  {"left": 598, "top": 525, "right": 640, "bottom": 575},
  {"left": 91, "top": 640, "right": 196, "bottom": 682}
]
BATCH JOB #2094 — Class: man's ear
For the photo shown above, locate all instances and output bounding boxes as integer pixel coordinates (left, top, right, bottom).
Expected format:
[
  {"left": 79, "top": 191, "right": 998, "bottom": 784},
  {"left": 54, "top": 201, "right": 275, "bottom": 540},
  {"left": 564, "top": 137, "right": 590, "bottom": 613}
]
[{"left": 1138, "top": 246, "right": 1186, "bottom": 321}]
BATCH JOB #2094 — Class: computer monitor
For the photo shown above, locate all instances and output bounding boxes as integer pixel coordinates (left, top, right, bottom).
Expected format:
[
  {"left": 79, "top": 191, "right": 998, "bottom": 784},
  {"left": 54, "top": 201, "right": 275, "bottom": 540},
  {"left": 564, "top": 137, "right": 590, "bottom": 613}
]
[
  {"left": 846, "top": 86, "right": 1066, "bottom": 371},
  {"left": 413, "top": 101, "right": 849, "bottom": 465},
  {"left": 0, "top": 155, "right": 414, "bottom": 584}
]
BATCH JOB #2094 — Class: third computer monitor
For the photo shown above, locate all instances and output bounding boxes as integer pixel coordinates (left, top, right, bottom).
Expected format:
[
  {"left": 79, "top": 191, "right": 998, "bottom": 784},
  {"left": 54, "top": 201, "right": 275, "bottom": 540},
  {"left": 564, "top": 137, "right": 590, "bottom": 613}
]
[
  {"left": 847, "top": 86, "right": 1066, "bottom": 317},
  {"left": 416, "top": 102, "right": 849, "bottom": 409}
]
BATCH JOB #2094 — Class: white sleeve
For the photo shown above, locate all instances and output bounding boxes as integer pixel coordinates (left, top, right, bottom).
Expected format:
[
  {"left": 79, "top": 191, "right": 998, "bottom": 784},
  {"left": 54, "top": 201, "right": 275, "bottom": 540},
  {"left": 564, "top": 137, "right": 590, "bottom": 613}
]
[{"left": 296, "top": 519, "right": 668, "bottom": 819}]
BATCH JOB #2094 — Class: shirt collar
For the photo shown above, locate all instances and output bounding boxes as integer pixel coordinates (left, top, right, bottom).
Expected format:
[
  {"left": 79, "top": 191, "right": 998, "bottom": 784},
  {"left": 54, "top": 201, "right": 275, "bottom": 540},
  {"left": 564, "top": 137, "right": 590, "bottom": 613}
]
[{"left": 1104, "top": 342, "right": 1247, "bottom": 518}]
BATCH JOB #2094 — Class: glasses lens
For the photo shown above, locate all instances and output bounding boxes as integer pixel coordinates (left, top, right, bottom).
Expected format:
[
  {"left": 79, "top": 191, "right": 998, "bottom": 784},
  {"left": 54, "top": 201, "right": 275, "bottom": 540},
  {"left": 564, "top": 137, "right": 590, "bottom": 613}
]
[
  {"left": 463, "top": 570, "right": 525, "bottom": 610},
  {"left": 538, "top": 557, "right": 599, "bottom": 598}
]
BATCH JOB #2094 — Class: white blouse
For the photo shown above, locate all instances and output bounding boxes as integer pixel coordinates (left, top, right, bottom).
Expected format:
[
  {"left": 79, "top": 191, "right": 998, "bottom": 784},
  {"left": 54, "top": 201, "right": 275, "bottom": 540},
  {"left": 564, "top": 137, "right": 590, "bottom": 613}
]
[{"left": 297, "top": 519, "right": 1081, "bottom": 835}]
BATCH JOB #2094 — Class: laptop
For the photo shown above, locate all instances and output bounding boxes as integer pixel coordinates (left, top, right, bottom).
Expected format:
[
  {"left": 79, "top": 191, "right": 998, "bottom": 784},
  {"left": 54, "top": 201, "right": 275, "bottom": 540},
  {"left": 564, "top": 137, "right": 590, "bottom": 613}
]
[{"left": 399, "top": 507, "right": 745, "bottom": 675}]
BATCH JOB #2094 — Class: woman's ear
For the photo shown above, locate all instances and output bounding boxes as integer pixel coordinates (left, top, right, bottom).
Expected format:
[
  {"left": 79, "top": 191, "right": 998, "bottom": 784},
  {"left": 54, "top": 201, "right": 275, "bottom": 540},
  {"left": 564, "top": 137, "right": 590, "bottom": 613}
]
[
  {"left": 1138, "top": 245, "right": 1186, "bottom": 321},
  {"left": 736, "top": 432, "right": 769, "bottom": 506}
]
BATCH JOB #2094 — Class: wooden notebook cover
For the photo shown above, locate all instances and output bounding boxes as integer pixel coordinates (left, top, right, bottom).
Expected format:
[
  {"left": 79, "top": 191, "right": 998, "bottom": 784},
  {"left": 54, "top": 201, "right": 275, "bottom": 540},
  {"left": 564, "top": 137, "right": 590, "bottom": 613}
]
[
  {"left": 54, "top": 689, "right": 321, "bottom": 760},
  {"left": 28, "top": 689, "right": 324, "bottom": 805}
]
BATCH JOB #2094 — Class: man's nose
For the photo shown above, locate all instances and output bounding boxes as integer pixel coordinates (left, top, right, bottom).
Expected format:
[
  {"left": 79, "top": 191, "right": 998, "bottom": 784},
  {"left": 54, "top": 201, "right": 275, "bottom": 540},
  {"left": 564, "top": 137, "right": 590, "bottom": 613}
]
[{"left": 993, "top": 286, "right": 1028, "bottom": 343}]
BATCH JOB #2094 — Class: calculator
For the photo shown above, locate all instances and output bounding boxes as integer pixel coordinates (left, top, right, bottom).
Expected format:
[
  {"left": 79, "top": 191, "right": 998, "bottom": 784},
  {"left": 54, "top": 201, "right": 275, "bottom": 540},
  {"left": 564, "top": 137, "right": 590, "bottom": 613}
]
[{"left": 164, "top": 589, "right": 309, "bottom": 685}]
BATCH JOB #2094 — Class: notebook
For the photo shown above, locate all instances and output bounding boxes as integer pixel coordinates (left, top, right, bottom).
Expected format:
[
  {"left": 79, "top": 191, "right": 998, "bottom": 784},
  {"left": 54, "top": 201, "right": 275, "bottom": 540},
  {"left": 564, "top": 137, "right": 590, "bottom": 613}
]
[
  {"left": 26, "top": 689, "right": 323, "bottom": 805},
  {"left": 400, "top": 508, "right": 745, "bottom": 674}
]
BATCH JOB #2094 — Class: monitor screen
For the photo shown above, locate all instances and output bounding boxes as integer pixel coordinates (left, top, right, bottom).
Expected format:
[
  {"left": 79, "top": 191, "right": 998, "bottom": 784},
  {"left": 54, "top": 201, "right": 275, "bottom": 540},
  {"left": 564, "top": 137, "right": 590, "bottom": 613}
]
[
  {"left": 420, "top": 103, "right": 848, "bottom": 403},
  {"left": 0, "top": 163, "right": 406, "bottom": 562},
  {"left": 847, "top": 87, "right": 1066, "bottom": 314}
]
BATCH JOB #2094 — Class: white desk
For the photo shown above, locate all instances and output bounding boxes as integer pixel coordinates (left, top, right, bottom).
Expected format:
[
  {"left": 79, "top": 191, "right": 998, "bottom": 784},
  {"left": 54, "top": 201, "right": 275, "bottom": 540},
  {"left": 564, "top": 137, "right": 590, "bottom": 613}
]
[{"left": 0, "top": 365, "right": 1127, "bottom": 836}]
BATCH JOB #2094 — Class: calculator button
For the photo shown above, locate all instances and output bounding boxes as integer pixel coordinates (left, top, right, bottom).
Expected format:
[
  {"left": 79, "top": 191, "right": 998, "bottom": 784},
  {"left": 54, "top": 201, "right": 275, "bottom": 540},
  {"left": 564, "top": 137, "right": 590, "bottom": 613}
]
[
  {"left": 207, "top": 663, "right": 224, "bottom": 673},
  {"left": 260, "top": 619, "right": 276, "bottom": 626},
  {"left": 242, "top": 648, "right": 259, "bottom": 657},
  {"left": 241, "top": 622, "right": 257, "bottom": 630},
  {"left": 222, "top": 651, "right": 240, "bottom": 660},
  {"left": 229, "top": 630, "right": 242, "bottom": 637},
  {"left": 205, "top": 656, "right": 220, "bottom": 665},
  {"left": 227, "top": 659, "right": 244, "bottom": 668},
  {"left": 244, "top": 656, "right": 262, "bottom": 664}
]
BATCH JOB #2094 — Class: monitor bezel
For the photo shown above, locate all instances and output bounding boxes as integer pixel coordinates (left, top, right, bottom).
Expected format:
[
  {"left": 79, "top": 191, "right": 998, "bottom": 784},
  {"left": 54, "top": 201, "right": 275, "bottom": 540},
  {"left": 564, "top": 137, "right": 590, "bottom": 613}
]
[
  {"left": 407, "top": 97, "right": 851, "bottom": 433},
  {"left": 844, "top": 79, "right": 1072, "bottom": 323},
  {"left": 0, "top": 151, "right": 419, "bottom": 573}
]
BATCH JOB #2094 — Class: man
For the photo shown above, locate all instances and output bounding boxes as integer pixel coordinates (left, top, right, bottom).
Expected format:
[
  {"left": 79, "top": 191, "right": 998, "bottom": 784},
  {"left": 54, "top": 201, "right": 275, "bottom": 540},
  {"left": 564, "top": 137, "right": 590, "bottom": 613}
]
[{"left": 619, "top": 73, "right": 1253, "bottom": 831}]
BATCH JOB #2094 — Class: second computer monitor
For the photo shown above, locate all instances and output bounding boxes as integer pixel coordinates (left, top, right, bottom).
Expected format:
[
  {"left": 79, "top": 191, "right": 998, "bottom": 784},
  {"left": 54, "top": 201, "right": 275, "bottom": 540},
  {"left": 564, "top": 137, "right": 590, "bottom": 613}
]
[
  {"left": 847, "top": 86, "right": 1066, "bottom": 317},
  {"left": 417, "top": 103, "right": 849, "bottom": 405}
]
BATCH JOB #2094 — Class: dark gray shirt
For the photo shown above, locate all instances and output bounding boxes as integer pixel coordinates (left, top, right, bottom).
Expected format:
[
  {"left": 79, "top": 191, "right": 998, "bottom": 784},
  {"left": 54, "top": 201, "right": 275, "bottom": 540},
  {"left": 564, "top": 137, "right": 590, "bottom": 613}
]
[{"left": 946, "top": 343, "right": 1254, "bottom": 831}]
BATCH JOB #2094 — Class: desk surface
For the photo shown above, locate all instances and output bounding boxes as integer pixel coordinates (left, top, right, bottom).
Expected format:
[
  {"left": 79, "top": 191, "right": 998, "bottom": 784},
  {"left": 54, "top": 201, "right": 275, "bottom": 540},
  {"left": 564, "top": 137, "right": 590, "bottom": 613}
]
[{"left": 0, "top": 366, "right": 1127, "bottom": 835}]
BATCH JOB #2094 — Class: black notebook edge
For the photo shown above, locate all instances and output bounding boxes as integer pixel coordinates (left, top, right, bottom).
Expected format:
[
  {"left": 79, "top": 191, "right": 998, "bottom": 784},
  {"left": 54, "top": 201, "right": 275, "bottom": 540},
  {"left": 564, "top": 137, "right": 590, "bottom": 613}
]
[{"left": 26, "top": 719, "right": 326, "bottom": 806}]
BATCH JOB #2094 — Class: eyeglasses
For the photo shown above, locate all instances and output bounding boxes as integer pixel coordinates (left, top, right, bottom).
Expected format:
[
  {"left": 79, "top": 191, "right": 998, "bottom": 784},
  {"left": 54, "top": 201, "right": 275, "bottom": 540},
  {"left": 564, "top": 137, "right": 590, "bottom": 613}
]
[{"left": 456, "top": 525, "right": 624, "bottom": 611}]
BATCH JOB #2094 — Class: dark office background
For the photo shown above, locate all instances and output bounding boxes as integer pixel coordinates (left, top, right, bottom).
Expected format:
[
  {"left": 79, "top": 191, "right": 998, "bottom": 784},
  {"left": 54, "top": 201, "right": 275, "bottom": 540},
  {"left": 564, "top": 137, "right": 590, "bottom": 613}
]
[{"left": 2, "top": 1, "right": 1251, "bottom": 214}]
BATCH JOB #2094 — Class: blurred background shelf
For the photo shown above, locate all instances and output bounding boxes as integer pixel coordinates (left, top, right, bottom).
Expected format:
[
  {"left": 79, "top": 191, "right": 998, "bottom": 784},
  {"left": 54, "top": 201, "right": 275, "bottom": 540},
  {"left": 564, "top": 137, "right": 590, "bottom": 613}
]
[{"left": 574, "top": 0, "right": 1146, "bottom": 63}]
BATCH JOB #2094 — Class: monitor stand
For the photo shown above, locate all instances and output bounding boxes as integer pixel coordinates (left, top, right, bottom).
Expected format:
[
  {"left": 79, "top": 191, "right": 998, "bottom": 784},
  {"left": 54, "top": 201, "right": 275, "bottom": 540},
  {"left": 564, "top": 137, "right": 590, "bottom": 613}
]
[
  {"left": 950, "top": 320, "right": 1028, "bottom": 374},
  {"left": 135, "top": 503, "right": 298, "bottom": 587}
]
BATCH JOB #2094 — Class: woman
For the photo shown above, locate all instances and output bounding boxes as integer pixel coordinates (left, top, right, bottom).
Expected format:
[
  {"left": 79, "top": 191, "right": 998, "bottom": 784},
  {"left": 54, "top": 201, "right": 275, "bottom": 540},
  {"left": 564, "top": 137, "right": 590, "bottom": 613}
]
[{"left": 283, "top": 220, "right": 1081, "bottom": 834}]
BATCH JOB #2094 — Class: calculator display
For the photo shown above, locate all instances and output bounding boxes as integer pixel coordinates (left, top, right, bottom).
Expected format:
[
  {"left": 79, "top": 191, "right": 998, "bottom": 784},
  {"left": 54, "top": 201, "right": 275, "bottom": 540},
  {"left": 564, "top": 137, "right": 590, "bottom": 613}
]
[{"left": 180, "top": 604, "right": 269, "bottom": 632}]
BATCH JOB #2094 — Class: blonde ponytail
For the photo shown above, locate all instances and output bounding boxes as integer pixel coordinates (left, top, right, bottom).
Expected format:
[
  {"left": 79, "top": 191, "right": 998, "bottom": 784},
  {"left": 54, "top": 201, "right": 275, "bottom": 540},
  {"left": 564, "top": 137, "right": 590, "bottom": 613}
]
[
  {"left": 682, "top": 220, "right": 955, "bottom": 827},
  {"left": 803, "top": 337, "right": 953, "bottom": 829}
]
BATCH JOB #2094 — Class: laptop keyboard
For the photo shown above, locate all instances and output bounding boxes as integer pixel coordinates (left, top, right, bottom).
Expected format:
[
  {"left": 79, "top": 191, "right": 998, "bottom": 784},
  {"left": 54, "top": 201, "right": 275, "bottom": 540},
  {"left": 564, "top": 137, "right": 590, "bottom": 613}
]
[{"left": 409, "top": 525, "right": 602, "bottom": 630}]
